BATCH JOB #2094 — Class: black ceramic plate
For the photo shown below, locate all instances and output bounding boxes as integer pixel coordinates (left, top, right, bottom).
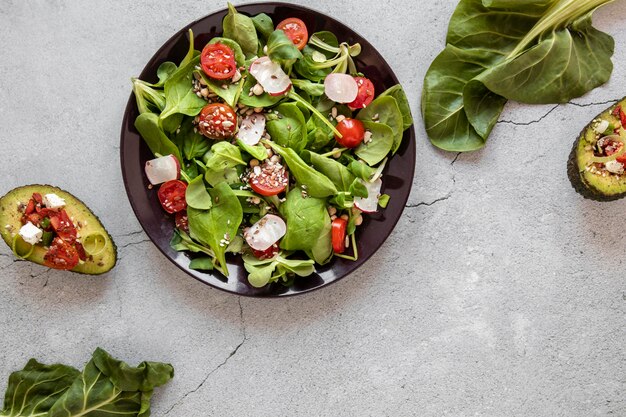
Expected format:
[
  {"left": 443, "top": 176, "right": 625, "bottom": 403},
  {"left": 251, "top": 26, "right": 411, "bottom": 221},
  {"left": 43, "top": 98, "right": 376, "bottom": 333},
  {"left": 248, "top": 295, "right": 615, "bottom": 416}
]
[{"left": 120, "top": 2, "right": 416, "bottom": 297}]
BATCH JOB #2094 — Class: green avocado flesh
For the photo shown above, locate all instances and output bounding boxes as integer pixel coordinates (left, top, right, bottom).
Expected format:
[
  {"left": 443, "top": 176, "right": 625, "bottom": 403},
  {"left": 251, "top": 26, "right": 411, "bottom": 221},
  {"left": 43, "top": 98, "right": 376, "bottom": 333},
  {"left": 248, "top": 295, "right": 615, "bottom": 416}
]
[
  {"left": 568, "top": 98, "right": 626, "bottom": 201},
  {"left": 0, "top": 185, "right": 117, "bottom": 274}
]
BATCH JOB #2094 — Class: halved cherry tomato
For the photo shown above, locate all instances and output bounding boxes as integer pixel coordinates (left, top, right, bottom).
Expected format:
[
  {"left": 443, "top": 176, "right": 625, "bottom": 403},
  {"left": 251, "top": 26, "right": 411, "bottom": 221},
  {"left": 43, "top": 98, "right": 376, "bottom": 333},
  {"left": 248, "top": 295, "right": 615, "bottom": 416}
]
[
  {"left": 331, "top": 218, "right": 347, "bottom": 254},
  {"left": 617, "top": 154, "right": 626, "bottom": 164},
  {"left": 25, "top": 199, "right": 36, "bottom": 215},
  {"left": 276, "top": 18, "right": 308, "bottom": 50},
  {"left": 50, "top": 209, "right": 77, "bottom": 243},
  {"left": 158, "top": 180, "right": 187, "bottom": 214},
  {"left": 175, "top": 211, "right": 189, "bottom": 233},
  {"left": 252, "top": 243, "right": 279, "bottom": 260},
  {"left": 44, "top": 237, "right": 80, "bottom": 270},
  {"left": 200, "top": 43, "right": 237, "bottom": 80},
  {"left": 348, "top": 77, "right": 375, "bottom": 110},
  {"left": 248, "top": 160, "right": 289, "bottom": 196},
  {"left": 197, "top": 103, "right": 238, "bottom": 140},
  {"left": 335, "top": 118, "right": 365, "bottom": 148},
  {"left": 32, "top": 193, "right": 43, "bottom": 205}
]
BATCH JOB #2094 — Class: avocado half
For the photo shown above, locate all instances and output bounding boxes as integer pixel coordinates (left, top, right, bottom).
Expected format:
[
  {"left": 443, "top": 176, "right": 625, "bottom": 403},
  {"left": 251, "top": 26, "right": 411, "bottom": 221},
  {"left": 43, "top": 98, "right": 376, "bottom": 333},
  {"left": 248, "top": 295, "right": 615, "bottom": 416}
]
[
  {"left": 0, "top": 185, "right": 117, "bottom": 274},
  {"left": 567, "top": 98, "right": 626, "bottom": 201}
]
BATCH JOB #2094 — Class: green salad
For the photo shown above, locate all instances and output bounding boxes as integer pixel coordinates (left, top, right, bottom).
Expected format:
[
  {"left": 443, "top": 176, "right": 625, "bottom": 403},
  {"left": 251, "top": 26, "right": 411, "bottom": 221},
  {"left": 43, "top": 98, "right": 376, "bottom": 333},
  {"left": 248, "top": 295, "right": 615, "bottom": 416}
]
[{"left": 131, "top": 3, "right": 412, "bottom": 287}]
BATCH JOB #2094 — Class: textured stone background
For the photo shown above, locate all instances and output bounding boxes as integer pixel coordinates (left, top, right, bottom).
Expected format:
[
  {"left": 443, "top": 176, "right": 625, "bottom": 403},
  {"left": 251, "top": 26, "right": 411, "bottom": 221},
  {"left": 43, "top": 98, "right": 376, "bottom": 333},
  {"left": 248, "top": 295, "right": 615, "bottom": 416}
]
[{"left": 0, "top": 1, "right": 624, "bottom": 416}]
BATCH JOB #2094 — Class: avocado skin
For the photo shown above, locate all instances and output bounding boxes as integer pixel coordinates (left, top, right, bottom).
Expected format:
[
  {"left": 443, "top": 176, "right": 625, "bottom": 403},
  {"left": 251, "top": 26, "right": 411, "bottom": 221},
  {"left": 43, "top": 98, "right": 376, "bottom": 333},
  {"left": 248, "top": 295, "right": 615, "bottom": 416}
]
[
  {"left": 0, "top": 184, "right": 118, "bottom": 274},
  {"left": 567, "top": 99, "right": 626, "bottom": 202}
]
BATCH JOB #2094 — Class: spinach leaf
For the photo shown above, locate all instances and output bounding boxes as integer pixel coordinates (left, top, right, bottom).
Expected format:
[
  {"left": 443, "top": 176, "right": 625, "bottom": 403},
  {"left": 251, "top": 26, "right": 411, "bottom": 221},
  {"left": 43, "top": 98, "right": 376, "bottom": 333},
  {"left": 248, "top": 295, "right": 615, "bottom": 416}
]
[
  {"left": 204, "top": 166, "right": 241, "bottom": 187},
  {"left": 47, "top": 348, "right": 173, "bottom": 417},
  {"left": 267, "top": 29, "right": 302, "bottom": 66},
  {"left": 196, "top": 70, "right": 243, "bottom": 108},
  {"left": 134, "top": 112, "right": 182, "bottom": 162},
  {"left": 306, "top": 115, "right": 334, "bottom": 151},
  {"left": 188, "top": 183, "right": 242, "bottom": 275},
  {"left": 378, "top": 193, "right": 390, "bottom": 208},
  {"left": 354, "top": 120, "right": 394, "bottom": 165},
  {"left": 179, "top": 28, "right": 197, "bottom": 69},
  {"left": 306, "top": 214, "right": 332, "bottom": 265},
  {"left": 237, "top": 138, "right": 268, "bottom": 160},
  {"left": 208, "top": 37, "right": 245, "bottom": 67},
  {"left": 349, "top": 178, "right": 369, "bottom": 198},
  {"left": 252, "top": 13, "right": 274, "bottom": 40},
  {"left": 132, "top": 79, "right": 166, "bottom": 114},
  {"left": 267, "top": 142, "right": 337, "bottom": 198},
  {"left": 238, "top": 69, "right": 283, "bottom": 107},
  {"left": 170, "top": 229, "right": 215, "bottom": 257},
  {"left": 357, "top": 96, "right": 403, "bottom": 154},
  {"left": 292, "top": 79, "right": 325, "bottom": 96},
  {"left": 189, "top": 256, "right": 215, "bottom": 271},
  {"left": 279, "top": 189, "right": 328, "bottom": 252},
  {"left": 186, "top": 175, "right": 212, "bottom": 210},
  {"left": 160, "top": 56, "right": 206, "bottom": 121},
  {"left": 266, "top": 103, "right": 307, "bottom": 153},
  {"left": 175, "top": 117, "right": 209, "bottom": 160},
  {"left": 1, "top": 359, "right": 79, "bottom": 417},
  {"left": 304, "top": 150, "right": 356, "bottom": 191},
  {"left": 422, "top": 0, "right": 614, "bottom": 152},
  {"left": 222, "top": 3, "right": 258, "bottom": 59},
  {"left": 155, "top": 61, "right": 177, "bottom": 86},
  {"left": 294, "top": 46, "right": 332, "bottom": 82},
  {"left": 204, "top": 141, "right": 246, "bottom": 171},
  {"left": 347, "top": 157, "right": 376, "bottom": 181},
  {"left": 243, "top": 252, "right": 315, "bottom": 288},
  {"left": 379, "top": 85, "right": 413, "bottom": 131}
]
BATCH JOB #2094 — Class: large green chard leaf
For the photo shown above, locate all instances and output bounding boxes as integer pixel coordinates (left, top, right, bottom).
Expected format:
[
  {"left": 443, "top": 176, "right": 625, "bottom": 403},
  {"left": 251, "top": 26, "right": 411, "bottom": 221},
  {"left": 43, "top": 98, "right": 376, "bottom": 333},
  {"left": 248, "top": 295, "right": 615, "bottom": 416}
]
[
  {"left": 1, "top": 359, "right": 79, "bottom": 417},
  {"left": 47, "top": 348, "right": 173, "bottom": 417},
  {"left": 188, "top": 182, "right": 242, "bottom": 275},
  {"left": 422, "top": 0, "right": 615, "bottom": 152}
]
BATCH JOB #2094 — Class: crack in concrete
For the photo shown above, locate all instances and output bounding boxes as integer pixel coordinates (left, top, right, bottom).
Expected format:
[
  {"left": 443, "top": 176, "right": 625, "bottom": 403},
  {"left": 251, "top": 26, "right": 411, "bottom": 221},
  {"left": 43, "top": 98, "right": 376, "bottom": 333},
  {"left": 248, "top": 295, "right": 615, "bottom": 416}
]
[
  {"left": 405, "top": 192, "right": 452, "bottom": 209},
  {"left": 117, "top": 239, "right": 151, "bottom": 250},
  {"left": 163, "top": 298, "right": 248, "bottom": 415},
  {"left": 450, "top": 152, "right": 462, "bottom": 166},
  {"left": 567, "top": 99, "right": 619, "bottom": 108},
  {"left": 498, "top": 104, "right": 559, "bottom": 126},
  {"left": 114, "top": 230, "right": 145, "bottom": 239}
]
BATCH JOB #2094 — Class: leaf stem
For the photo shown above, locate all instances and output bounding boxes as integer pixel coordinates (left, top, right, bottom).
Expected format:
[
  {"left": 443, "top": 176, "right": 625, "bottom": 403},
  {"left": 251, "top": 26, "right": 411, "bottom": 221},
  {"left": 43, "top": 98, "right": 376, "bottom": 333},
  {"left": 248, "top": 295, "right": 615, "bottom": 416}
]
[{"left": 287, "top": 91, "right": 342, "bottom": 137}]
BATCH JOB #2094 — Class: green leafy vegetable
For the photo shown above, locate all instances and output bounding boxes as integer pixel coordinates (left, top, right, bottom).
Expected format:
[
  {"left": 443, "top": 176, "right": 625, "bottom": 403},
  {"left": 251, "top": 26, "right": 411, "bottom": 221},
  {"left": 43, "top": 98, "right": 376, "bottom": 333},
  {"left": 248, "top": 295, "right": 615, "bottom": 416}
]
[
  {"left": 266, "top": 142, "right": 338, "bottom": 198},
  {"left": 222, "top": 3, "right": 258, "bottom": 59},
  {"left": 174, "top": 118, "right": 209, "bottom": 160},
  {"left": 292, "top": 79, "right": 325, "bottom": 97},
  {"left": 196, "top": 70, "right": 243, "bottom": 108},
  {"left": 134, "top": 112, "right": 182, "bottom": 163},
  {"left": 204, "top": 141, "right": 246, "bottom": 171},
  {"left": 132, "top": 79, "right": 166, "bottom": 114},
  {"left": 251, "top": 13, "right": 274, "bottom": 41},
  {"left": 422, "top": 0, "right": 615, "bottom": 152},
  {"left": 243, "top": 252, "right": 315, "bottom": 288},
  {"left": 237, "top": 139, "right": 268, "bottom": 161},
  {"left": 304, "top": 150, "right": 356, "bottom": 191},
  {"left": 379, "top": 85, "right": 413, "bottom": 131},
  {"left": 1, "top": 349, "right": 173, "bottom": 417},
  {"left": 279, "top": 189, "right": 329, "bottom": 252},
  {"left": 189, "top": 256, "right": 215, "bottom": 271},
  {"left": 357, "top": 96, "right": 404, "bottom": 153},
  {"left": 266, "top": 103, "right": 307, "bottom": 153},
  {"left": 160, "top": 56, "right": 206, "bottom": 122},
  {"left": 267, "top": 29, "right": 302, "bottom": 67},
  {"left": 188, "top": 182, "right": 242, "bottom": 275},
  {"left": 186, "top": 175, "right": 212, "bottom": 210},
  {"left": 355, "top": 120, "right": 394, "bottom": 165}
]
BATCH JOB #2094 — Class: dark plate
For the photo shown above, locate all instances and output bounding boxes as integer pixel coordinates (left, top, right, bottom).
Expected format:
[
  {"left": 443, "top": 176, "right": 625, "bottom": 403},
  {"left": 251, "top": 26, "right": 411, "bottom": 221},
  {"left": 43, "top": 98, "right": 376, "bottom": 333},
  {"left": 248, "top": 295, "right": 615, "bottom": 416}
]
[{"left": 120, "top": 2, "right": 416, "bottom": 297}]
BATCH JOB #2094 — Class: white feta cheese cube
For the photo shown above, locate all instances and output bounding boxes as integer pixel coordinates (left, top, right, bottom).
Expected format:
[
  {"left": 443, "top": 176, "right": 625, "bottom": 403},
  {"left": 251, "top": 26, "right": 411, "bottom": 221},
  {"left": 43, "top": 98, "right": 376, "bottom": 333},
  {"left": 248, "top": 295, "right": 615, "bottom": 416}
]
[
  {"left": 43, "top": 193, "right": 66, "bottom": 209},
  {"left": 19, "top": 222, "right": 43, "bottom": 245}
]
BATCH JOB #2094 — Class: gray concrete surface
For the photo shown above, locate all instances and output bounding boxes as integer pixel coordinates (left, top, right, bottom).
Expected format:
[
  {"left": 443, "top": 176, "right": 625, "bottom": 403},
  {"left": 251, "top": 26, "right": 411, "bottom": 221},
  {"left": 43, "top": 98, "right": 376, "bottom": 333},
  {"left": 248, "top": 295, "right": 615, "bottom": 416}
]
[{"left": 0, "top": 1, "right": 625, "bottom": 416}]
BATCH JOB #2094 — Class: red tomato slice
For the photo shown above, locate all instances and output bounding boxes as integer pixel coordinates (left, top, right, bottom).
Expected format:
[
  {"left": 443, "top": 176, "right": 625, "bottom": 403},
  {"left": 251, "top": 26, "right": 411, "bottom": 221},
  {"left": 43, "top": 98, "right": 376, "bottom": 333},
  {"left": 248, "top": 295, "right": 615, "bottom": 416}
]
[
  {"left": 32, "top": 193, "right": 43, "bottom": 205},
  {"left": 277, "top": 18, "right": 308, "bottom": 50},
  {"left": 175, "top": 211, "right": 189, "bottom": 233},
  {"left": 335, "top": 118, "right": 365, "bottom": 148},
  {"left": 197, "top": 103, "right": 238, "bottom": 140},
  {"left": 348, "top": 77, "right": 375, "bottom": 110},
  {"left": 248, "top": 161, "right": 288, "bottom": 196},
  {"left": 617, "top": 154, "right": 626, "bottom": 164},
  {"left": 252, "top": 243, "right": 279, "bottom": 260},
  {"left": 74, "top": 240, "right": 87, "bottom": 261},
  {"left": 158, "top": 180, "right": 187, "bottom": 214},
  {"left": 331, "top": 218, "right": 347, "bottom": 254},
  {"left": 50, "top": 209, "right": 77, "bottom": 243},
  {"left": 44, "top": 237, "right": 80, "bottom": 270},
  {"left": 25, "top": 199, "right": 36, "bottom": 215},
  {"left": 201, "top": 43, "right": 237, "bottom": 80}
]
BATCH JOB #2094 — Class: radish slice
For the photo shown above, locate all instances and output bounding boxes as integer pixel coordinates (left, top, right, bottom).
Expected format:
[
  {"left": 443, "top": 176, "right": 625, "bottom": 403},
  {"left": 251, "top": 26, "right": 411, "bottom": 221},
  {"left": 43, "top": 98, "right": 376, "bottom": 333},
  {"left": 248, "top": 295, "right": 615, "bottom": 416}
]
[
  {"left": 249, "top": 57, "right": 292, "bottom": 96},
  {"left": 145, "top": 155, "right": 180, "bottom": 185},
  {"left": 324, "top": 73, "right": 358, "bottom": 103},
  {"left": 244, "top": 214, "right": 287, "bottom": 251},
  {"left": 354, "top": 178, "right": 382, "bottom": 213},
  {"left": 237, "top": 114, "right": 266, "bottom": 146}
]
